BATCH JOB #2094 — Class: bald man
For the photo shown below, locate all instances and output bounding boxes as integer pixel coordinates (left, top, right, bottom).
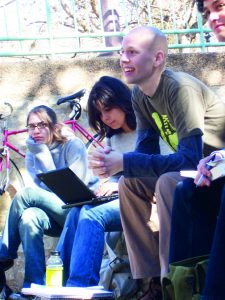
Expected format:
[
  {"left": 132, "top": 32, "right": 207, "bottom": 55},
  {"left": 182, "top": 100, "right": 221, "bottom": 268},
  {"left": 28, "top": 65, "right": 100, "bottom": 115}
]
[{"left": 89, "top": 26, "right": 225, "bottom": 299}]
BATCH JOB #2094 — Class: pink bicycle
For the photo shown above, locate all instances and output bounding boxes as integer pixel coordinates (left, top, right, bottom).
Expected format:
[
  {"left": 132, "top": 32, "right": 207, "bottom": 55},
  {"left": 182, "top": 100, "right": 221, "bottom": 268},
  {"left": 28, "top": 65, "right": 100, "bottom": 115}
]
[
  {"left": 0, "top": 102, "right": 27, "bottom": 196},
  {"left": 0, "top": 90, "right": 102, "bottom": 196}
]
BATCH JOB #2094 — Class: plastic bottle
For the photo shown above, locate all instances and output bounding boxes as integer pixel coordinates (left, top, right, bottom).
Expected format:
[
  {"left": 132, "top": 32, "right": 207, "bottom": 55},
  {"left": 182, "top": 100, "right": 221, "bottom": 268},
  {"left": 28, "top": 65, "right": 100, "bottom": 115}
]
[{"left": 46, "top": 251, "right": 63, "bottom": 287}]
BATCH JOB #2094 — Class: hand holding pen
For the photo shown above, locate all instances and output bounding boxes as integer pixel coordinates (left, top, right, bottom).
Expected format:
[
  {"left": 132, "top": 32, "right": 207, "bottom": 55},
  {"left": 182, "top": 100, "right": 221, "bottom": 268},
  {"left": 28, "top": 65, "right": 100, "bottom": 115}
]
[{"left": 195, "top": 154, "right": 216, "bottom": 187}]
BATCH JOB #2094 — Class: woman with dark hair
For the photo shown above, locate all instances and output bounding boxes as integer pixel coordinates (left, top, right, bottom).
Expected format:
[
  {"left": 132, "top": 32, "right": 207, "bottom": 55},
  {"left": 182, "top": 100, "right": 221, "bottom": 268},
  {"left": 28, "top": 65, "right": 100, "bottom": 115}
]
[
  {"left": 56, "top": 76, "right": 137, "bottom": 287},
  {"left": 0, "top": 105, "right": 92, "bottom": 291},
  {"left": 87, "top": 75, "right": 136, "bottom": 139}
]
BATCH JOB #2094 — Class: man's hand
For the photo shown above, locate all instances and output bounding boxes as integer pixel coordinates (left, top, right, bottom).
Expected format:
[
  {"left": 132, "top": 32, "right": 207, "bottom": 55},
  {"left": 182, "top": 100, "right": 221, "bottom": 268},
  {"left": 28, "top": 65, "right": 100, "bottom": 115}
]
[
  {"left": 194, "top": 154, "right": 220, "bottom": 187},
  {"left": 88, "top": 146, "right": 123, "bottom": 178}
]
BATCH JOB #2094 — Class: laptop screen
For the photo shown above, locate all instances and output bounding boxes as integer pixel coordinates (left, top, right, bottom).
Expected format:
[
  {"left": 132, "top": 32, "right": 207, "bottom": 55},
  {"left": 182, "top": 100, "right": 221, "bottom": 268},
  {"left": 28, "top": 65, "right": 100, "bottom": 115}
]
[{"left": 37, "top": 167, "right": 96, "bottom": 204}]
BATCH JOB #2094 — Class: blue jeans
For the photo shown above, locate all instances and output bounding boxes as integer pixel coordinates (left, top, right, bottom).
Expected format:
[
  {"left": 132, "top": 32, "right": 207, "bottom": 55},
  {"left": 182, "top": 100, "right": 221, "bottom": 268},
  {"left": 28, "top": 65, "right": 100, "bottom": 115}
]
[
  {"left": 0, "top": 187, "right": 68, "bottom": 287},
  {"left": 169, "top": 177, "right": 225, "bottom": 299},
  {"left": 200, "top": 184, "right": 225, "bottom": 300},
  {"left": 56, "top": 199, "right": 122, "bottom": 287},
  {"left": 169, "top": 178, "right": 224, "bottom": 263}
]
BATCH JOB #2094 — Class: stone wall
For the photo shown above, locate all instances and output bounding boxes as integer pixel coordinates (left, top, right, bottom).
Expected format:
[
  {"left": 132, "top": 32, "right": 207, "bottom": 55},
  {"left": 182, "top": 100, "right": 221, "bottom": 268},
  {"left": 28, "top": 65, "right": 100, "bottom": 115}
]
[
  {"left": 0, "top": 52, "right": 225, "bottom": 291},
  {"left": 1, "top": 52, "right": 225, "bottom": 175}
]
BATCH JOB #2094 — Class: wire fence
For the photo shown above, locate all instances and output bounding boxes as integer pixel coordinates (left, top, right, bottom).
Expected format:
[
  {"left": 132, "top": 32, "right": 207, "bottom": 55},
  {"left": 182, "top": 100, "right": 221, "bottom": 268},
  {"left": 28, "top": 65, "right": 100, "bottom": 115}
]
[{"left": 0, "top": 0, "right": 225, "bottom": 59}]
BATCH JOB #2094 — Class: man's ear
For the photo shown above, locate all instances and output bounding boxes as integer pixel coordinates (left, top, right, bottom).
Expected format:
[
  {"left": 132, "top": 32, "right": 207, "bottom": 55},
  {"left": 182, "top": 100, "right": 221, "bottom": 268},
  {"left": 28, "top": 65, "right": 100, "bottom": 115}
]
[{"left": 154, "top": 51, "right": 165, "bottom": 67}]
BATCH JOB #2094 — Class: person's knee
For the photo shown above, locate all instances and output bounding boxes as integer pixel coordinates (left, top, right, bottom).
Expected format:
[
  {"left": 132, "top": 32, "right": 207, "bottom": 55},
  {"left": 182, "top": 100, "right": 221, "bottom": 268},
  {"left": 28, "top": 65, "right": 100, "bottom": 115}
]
[
  {"left": 173, "top": 178, "right": 196, "bottom": 213},
  {"left": 13, "top": 187, "right": 38, "bottom": 204},
  {"left": 67, "top": 207, "right": 80, "bottom": 220},
  {"left": 77, "top": 208, "right": 104, "bottom": 234},
  {"left": 156, "top": 172, "right": 179, "bottom": 193},
  {"left": 118, "top": 175, "right": 125, "bottom": 189},
  {"left": 20, "top": 207, "right": 46, "bottom": 231},
  {"left": 118, "top": 176, "right": 132, "bottom": 199},
  {"left": 177, "top": 178, "right": 195, "bottom": 200},
  {"left": 79, "top": 205, "right": 98, "bottom": 223},
  {"left": 118, "top": 176, "right": 139, "bottom": 193}
]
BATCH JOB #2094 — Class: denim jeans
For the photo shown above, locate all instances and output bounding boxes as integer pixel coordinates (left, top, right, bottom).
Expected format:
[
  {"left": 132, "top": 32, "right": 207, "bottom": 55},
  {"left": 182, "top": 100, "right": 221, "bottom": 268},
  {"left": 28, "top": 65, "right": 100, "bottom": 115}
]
[
  {"left": 200, "top": 184, "right": 225, "bottom": 300},
  {"left": 56, "top": 199, "right": 122, "bottom": 287},
  {"left": 0, "top": 187, "right": 68, "bottom": 287},
  {"left": 169, "top": 178, "right": 224, "bottom": 263},
  {"left": 169, "top": 178, "right": 225, "bottom": 300}
]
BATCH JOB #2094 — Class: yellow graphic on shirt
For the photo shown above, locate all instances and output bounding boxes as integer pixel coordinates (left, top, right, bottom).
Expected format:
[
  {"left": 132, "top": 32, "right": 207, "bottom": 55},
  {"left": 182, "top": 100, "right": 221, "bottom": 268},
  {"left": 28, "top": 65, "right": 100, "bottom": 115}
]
[{"left": 152, "top": 112, "right": 178, "bottom": 151}]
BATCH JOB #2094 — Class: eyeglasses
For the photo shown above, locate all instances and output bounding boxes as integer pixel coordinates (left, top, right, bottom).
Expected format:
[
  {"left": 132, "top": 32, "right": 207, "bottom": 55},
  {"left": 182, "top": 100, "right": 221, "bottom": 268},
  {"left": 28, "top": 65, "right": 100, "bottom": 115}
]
[{"left": 26, "top": 122, "right": 48, "bottom": 131}]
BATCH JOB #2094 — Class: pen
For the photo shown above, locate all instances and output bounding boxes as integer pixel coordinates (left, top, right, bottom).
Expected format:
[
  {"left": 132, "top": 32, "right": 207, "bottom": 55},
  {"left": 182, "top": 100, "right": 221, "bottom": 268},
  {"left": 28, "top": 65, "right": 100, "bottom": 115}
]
[{"left": 196, "top": 154, "right": 216, "bottom": 187}]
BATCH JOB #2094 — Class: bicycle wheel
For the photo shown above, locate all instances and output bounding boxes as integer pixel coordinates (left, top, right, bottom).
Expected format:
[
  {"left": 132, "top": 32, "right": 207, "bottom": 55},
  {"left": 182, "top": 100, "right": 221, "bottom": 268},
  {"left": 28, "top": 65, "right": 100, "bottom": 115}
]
[
  {"left": 0, "top": 156, "right": 25, "bottom": 195},
  {"left": 0, "top": 156, "right": 25, "bottom": 231}
]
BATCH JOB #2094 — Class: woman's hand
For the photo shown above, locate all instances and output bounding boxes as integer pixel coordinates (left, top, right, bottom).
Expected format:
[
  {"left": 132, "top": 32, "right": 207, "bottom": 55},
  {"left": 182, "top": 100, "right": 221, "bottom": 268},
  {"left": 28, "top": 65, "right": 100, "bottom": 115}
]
[
  {"left": 88, "top": 146, "right": 123, "bottom": 178},
  {"left": 26, "top": 136, "right": 47, "bottom": 153},
  {"left": 96, "top": 181, "right": 118, "bottom": 196}
]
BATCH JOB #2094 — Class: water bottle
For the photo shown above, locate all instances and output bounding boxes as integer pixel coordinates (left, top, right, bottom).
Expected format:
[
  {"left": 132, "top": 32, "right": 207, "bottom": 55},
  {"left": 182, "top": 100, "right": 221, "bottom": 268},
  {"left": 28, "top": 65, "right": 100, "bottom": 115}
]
[{"left": 46, "top": 251, "right": 63, "bottom": 287}]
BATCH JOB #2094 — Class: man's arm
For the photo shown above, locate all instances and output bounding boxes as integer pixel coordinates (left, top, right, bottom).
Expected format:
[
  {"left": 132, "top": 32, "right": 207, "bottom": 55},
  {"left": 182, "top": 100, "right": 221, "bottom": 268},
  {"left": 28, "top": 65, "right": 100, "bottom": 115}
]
[
  {"left": 88, "top": 126, "right": 160, "bottom": 178},
  {"left": 89, "top": 134, "right": 203, "bottom": 178},
  {"left": 135, "top": 128, "right": 160, "bottom": 154},
  {"left": 124, "top": 134, "right": 202, "bottom": 177}
]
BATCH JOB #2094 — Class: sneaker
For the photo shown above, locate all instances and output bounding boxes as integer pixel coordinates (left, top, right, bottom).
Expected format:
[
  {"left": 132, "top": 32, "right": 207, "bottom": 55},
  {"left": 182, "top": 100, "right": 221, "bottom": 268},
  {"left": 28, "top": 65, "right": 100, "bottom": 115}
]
[
  {"left": 8, "top": 293, "right": 35, "bottom": 300},
  {"left": 138, "top": 277, "right": 162, "bottom": 300},
  {"left": 0, "top": 260, "right": 14, "bottom": 299},
  {"left": 0, "top": 284, "right": 13, "bottom": 300}
]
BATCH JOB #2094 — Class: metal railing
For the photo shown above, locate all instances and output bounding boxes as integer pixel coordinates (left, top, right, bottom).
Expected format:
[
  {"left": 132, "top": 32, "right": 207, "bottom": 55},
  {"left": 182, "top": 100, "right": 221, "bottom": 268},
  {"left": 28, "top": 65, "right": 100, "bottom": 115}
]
[{"left": 0, "top": 0, "right": 224, "bottom": 59}]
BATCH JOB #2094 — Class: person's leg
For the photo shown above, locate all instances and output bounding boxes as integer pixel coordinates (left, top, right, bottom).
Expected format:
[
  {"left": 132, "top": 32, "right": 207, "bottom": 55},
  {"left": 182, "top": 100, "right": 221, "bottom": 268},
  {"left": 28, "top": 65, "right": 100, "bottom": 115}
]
[
  {"left": 56, "top": 207, "right": 82, "bottom": 283},
  {"left": 119, "top": 176, "right": 160, "bottom": 279},
  {"left": 19, "top": 207, "right": 63, "bottom": 287},
  {"left": 65, "top": 199, "right": 122, "bottom": 287},
  {"left": 0, "top": 187, "right": 68, "bottom": 260},
  {"left": 0, "top": 187, "right": 68, "bottom": 287},
  {"left": 169, "top": 178, "right": 223, "bottom": 266},
  {"left": 201, "top": 182, "right": 225, "bottom": 300},
  {"left": 155, "top": 172, "right": 183, "bottom": 278}
]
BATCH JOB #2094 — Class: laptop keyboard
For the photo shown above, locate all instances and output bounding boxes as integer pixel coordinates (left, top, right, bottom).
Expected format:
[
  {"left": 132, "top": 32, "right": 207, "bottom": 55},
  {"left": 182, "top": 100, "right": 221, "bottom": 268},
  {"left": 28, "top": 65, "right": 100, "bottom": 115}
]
[
  {"left": 62, "top": 193, "right": 119, "bottom": 209},
  {"left": 94, "top": 193, "right": 119, "bottom": 202}
]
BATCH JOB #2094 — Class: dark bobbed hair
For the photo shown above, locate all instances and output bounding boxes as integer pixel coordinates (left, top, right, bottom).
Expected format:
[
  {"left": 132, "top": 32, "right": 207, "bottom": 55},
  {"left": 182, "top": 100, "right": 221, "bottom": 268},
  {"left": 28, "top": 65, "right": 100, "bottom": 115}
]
[
  {"left": 196, "top": 0, "right": 203, "bottom": 13},
  {"left": 87, "top": 76, "right": 136, "bottom": 139},
  {"left": 27, "top": 105, "right": 72, "bottom": 144}
]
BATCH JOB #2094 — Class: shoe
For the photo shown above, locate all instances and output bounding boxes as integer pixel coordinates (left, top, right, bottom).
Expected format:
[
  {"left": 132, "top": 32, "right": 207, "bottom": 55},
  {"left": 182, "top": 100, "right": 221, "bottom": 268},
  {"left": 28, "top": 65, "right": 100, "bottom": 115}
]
[
  {"left": 0, "top": 284, "right": 13, "bottom": 299},
  {"left": 0, "top": 259, "right": 14, "bottom": 271},
  {"left": 138, "top": 277, "right": 162, "bottom": 300},
  {"left": 0, "top": 259, "right": 14, "bottom": 298},
  {"left": 8, "top": 292, "right": 35, "bottom": 300}
]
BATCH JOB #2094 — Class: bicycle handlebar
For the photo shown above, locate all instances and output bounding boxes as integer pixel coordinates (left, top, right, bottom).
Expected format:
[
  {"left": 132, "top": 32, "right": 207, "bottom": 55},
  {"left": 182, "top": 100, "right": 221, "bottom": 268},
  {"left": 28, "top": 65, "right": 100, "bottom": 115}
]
[
  {"left": 0, "top": 102, "right": 13, "bottom": 120},
  {"left": 57, "top": 89, "right": 86, "bottom": 105}
]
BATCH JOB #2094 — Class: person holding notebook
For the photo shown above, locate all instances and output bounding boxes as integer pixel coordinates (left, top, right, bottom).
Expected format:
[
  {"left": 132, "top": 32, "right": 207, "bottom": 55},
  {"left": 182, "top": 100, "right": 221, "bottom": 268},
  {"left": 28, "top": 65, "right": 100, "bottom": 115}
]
[
  {"left": 0, "top": 105, "right": 94, "bottom": 292},
  {"left": 168, "top": 1, "right": 225, "bottom": 299},
  {"left": 56, "top": 76, "right": 143, "bottom": 290}
]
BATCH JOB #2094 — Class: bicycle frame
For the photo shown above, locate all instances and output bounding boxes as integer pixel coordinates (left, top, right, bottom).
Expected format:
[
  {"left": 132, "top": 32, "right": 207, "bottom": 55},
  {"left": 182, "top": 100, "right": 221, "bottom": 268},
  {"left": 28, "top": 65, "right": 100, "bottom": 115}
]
[
  {"left": 0, "top": 111, "right": 103, "bottom": 194},
  {"left": 64, "top": 119, "right": 103, "bottom": 148},
  {"left": 0, "top": 120, "right": 27, "bottom": 193},
  {"left": 0, "top": 119, "right": 102, "bottom": 173},
  {"left": 0, "top": 124, "right": 27, "bottom": 182}
]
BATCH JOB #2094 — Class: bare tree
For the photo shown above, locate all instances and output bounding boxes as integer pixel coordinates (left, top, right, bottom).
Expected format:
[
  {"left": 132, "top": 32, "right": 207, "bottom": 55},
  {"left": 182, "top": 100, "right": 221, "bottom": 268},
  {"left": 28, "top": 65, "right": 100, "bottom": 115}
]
[{"left": 0, "top": 0, "right": 205, "bottom": 57}]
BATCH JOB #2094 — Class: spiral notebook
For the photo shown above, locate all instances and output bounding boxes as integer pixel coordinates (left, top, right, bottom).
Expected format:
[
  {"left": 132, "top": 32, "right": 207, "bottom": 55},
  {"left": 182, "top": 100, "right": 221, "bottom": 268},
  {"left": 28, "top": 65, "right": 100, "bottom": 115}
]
[
  {"left": 37, "top": 167, "right": 118, "bottom": 209},
  {"left": 22, "top": 283, "right": 114, "bottom": 299}
]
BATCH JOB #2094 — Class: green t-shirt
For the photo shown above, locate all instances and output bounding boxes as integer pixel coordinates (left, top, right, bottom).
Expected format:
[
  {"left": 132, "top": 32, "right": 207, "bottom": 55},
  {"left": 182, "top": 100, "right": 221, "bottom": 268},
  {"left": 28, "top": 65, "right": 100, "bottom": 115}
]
[{"left": 132, "top": 69, "right": 225, "bottom": 155}]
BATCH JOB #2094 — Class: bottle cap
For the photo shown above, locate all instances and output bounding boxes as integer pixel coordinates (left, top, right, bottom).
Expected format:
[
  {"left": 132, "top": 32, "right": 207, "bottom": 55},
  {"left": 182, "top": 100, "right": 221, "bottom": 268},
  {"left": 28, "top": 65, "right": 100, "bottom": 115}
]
[{"left": 50, "top": 251, "right": 60, "bottom": 256}]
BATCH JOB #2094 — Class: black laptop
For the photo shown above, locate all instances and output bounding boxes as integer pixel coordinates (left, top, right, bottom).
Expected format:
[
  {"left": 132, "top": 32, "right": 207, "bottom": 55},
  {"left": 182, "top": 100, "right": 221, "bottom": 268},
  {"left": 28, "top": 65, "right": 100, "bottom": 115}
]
[{"left": 37, "top": 167, "right": 118, "bottom": 209}]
